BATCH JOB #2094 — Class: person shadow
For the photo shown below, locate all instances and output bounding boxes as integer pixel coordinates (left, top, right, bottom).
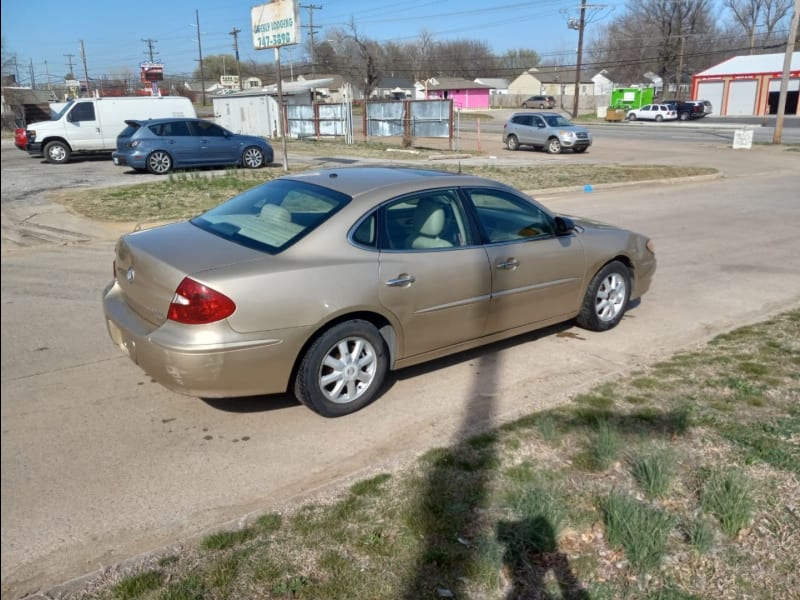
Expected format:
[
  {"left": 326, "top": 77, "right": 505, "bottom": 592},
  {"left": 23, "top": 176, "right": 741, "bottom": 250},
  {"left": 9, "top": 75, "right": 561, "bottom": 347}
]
[{"left": 497, "top": 516, "right": 589, "bottom": 600}]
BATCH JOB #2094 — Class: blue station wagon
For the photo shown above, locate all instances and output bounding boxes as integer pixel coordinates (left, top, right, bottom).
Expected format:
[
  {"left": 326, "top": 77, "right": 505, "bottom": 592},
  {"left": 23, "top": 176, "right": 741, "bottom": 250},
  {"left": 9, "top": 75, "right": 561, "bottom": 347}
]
[{"left": 112, "top": 117, "right": 274, "bottom": 174}]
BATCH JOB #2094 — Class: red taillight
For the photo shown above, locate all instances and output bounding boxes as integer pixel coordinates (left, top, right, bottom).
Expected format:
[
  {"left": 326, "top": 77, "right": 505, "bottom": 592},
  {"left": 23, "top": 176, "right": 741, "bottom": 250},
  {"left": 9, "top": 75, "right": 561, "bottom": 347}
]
[{"left": 167, "top": 277, "right": 236, "bottom": 325}]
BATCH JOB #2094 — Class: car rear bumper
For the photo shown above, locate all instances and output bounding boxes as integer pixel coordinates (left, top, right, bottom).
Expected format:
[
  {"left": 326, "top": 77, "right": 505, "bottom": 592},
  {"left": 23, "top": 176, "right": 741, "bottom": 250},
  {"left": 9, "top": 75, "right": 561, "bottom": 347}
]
[{"left": 103, "top": 282, "right": 308, "bottom": 398}]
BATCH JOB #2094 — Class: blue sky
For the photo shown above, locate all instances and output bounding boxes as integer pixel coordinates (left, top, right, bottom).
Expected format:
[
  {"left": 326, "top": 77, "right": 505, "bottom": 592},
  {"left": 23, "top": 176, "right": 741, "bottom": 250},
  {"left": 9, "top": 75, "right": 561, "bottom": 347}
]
[{"left": 2, "top": 0, "right": 622, "bottom": 85}]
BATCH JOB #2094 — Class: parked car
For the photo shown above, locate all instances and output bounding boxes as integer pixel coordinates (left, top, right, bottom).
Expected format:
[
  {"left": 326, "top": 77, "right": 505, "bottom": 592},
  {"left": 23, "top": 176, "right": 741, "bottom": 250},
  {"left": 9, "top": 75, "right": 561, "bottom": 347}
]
[
  {"left": 661, "top": 99, "right": 713, "bottom": 121},
  {"left": 112, "top": 117, "right": 274, "bottom": 174},
  {"left": 103, "top": 166, "right": 656, "bottom": 417},
  {"left": 14, "top": 127, "right": 27, "bottom": 150},
  {"left": 521, "top": 95, "right": 556, "bottom": 109},
  {"left": 626, "top": 104, "right": 678, "bottom": 122},
  {"left": 503, "top": 111, "right": 592, "bottom": 154}
]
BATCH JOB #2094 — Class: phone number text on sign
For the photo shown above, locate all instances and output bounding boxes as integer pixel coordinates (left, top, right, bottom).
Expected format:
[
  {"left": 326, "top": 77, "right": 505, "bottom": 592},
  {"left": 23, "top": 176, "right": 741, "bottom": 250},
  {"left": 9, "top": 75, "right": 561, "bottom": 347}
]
[{"left": 255, "top": 31, "right": 294, "bottom": 47}]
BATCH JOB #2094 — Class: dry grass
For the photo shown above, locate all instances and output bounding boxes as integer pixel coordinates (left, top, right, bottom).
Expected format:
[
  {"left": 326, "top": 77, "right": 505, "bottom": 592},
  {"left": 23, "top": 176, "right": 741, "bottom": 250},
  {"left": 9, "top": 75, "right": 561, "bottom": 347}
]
[{"left": 68, "top": 309, "right": 800, "bottom": 600}]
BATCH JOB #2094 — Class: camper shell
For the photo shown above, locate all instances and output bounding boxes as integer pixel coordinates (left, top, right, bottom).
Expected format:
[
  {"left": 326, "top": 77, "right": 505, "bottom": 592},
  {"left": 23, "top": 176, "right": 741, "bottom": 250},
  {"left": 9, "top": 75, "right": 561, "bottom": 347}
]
[{"left": 25, "top": 96, "right": 196, "bottom": 164}]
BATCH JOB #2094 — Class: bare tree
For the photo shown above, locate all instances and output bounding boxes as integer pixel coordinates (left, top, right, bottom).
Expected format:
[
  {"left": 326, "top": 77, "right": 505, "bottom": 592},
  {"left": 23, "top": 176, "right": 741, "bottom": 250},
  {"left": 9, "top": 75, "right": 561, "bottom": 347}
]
[
  {"left": 588, "top": 0, "right": 721, "bottom": 88},
  {"left": 723, "top": 0, "right": 793, "bottom": 52}
]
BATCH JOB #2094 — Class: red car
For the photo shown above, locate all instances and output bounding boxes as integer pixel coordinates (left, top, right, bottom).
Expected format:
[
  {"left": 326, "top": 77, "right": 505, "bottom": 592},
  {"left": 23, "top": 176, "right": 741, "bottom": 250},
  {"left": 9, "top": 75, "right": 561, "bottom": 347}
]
[{"left": 14, "top": 128, "right": 27, "bottom": 151}]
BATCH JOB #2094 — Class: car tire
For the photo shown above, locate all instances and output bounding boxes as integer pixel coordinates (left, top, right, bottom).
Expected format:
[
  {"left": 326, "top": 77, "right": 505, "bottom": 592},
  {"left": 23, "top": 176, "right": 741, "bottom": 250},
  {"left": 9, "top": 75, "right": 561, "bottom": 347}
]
[
  {"left": 146, "top": 151, "right": 173, "bottom": 175},
  {"left": 506, "top": 135, "right": 520, "bottom": 151},
  {"left": 627, "top": 113, "right": 636, "bottom": 121},
  {"left": 679, "top": 112, "right": 689, "bottom": 121},
  {"left": 539, "top": 104, "right": 545, "bottom": 109},
  {"left": 545, "top": 137, "right": 562, "bottom": 154},
  {"left": 242, "top": 146, "right": 265, "bottom": 169},
  {"left": 44, "top": 141, "right": 71, "bottom": 164},
  {"left": 655, "top": 114, "right": 664, "bottom": 122},
  {"left": 294, "top": 319, "right": 388, "bottom": 418},
  {"left": 576, "top": 260, "right": 631, "bottom": 331},
  {"left": 522, "top": 103, "right": 529, "bottom": 109}
]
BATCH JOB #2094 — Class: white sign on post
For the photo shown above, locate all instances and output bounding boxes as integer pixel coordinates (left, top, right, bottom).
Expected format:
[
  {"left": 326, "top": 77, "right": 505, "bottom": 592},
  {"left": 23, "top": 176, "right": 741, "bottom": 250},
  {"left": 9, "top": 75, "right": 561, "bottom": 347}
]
[
  {"left": 251, "top": 0, "right": 300, "bottom": 50},
  {"left": 732, "top": 128, "right": 754, "bottom": 150}
]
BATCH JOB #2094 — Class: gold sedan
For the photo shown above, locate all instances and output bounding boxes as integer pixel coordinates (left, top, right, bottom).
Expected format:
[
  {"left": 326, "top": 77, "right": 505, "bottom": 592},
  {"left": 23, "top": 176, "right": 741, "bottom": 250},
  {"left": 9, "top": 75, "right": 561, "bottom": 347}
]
[{"left": 103, "top": 167, "right": 656, "bottom": 417}]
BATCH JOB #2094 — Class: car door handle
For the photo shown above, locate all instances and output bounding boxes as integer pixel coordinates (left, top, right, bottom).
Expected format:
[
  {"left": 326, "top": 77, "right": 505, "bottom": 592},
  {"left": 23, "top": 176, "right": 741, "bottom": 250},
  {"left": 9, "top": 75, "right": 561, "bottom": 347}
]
[
  {"left": 386, "top": 274, "right": 416, "bottom": 287},
  {"left": 495, "top": 257, "right": 519, "bottom": 270}
]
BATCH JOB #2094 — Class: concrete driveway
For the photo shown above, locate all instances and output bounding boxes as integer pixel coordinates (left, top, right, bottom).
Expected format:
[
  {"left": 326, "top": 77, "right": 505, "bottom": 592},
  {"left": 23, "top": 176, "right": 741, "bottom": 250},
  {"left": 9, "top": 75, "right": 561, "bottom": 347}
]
[{"left": 2, "top": 136, "right": 799, "bottom": 598}]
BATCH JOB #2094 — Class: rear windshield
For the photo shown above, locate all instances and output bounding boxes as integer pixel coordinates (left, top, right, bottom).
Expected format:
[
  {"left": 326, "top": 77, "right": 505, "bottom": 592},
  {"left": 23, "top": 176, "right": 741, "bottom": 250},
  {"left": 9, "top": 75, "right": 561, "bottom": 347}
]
[
  {"left": 118, "top": 123, "right": 141, "bottom": 138},
  {"left": 191, "top": 179, "right": 350, "bottom": 254}
]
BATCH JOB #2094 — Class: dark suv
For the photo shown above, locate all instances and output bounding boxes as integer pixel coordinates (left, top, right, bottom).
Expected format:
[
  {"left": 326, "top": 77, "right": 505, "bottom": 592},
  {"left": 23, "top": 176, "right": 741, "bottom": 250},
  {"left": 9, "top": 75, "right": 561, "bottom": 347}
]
[
  {"left": 522, "top": 95, "right": 556, "bottom": 109},
  {"left": 662, "top": 99, "right": 713, "bottom": 121}
]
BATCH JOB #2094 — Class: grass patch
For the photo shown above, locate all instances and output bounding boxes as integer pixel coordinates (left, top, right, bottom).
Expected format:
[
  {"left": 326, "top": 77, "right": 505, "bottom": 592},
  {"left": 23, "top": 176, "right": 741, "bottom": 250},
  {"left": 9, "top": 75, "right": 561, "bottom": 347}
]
[
  {"left": 53, "top": 155, "right": 718, "bottom": 223},
  {"left": 600, "top": 490, "right": 677, "bottom": 572},
  {"left": 700, "top": 469, "right": 754, "bottom": 537},
  {"left": 69, "top": 309, "right": 800, "bottom": 599},
  {"left": 630, "top": 445, "right": 676, "bottom": 498}
]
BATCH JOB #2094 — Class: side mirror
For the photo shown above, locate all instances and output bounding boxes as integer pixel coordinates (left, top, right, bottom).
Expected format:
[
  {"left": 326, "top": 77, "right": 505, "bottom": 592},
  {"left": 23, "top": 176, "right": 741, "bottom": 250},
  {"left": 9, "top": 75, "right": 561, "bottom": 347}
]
[{"left": 554, "top": 216, "right": 575, "bottom": 235}]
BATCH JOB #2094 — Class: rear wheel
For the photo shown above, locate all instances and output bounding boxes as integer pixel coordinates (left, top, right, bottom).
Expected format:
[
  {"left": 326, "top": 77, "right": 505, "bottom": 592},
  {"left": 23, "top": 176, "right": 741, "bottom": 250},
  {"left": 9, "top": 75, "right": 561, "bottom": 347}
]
[
  {"left": 576, "top": 261, "right": 631, "bottom": 331},
  {"left": 655, "top": 114, "right": 664, "bottom": 122},
  {"left": 146, "top": 151, "right": 173, "bottom": 175},
  {"left": 242, "top": 146, "right": 265, "bottom": 169},
  {"left": 545, "top": 137, "right": 562, "bottom": 154},
  {"left": 44, "top": 141, "right": 71, "bottom": 164},
  {"left": 506, "top": 135, "right": 520, "bottom": 151},
  {"left": 294, "top": 320, "right": 388, "bottom": 417},
  {"left": 679, "top": 112, "right": 689, "bottom": 121}
]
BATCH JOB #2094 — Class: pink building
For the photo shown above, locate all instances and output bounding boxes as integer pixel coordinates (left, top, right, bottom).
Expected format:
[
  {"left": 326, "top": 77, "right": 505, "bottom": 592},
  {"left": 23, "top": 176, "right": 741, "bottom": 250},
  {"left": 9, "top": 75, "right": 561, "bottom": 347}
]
[{"left": 425, "top": 77, "right": 493, "bottom": 110}]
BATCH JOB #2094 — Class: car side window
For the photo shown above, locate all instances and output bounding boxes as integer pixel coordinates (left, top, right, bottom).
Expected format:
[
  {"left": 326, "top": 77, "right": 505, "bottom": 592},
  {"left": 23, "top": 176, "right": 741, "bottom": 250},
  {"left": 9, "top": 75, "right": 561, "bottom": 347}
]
[
  {"left": 532, "top": 115, "right": 545, "bottom": 127},
  {"left": 69, "top": 103, "right": 95, "bottom": 122},
  {"left": 379, "top": 189, "right": 471, "bottom": 251},
  {"left": 191, "top": 121, "right": 227, "bottom": 137},
  {"left": 465, "top": 188, "right": 554, "bottom": 244}
]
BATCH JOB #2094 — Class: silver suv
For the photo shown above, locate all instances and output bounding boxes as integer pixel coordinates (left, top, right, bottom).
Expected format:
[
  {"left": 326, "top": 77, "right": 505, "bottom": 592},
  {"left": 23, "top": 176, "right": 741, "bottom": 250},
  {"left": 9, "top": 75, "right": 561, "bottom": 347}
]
[
  {"left": 522, "top": 95, "right": 556, "bottom": 109},
  {"left": 503, "top": 112, "right": 592, "bottom": 154}
]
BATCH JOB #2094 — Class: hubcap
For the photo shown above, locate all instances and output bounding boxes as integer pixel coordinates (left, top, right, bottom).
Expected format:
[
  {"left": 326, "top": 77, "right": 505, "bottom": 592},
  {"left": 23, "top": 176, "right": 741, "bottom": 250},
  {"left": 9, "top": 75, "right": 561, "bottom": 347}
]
[
  {"left": 595, "top": 273, "right": 627, "bottom": 321},
  {"left": 319, "top": 337, "right": 378, "bottom": 404}
]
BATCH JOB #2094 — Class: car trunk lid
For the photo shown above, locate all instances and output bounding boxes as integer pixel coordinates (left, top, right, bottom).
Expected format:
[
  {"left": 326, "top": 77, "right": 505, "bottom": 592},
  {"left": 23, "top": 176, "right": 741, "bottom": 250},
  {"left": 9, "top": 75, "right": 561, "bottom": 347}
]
[{"left": 113, "top": 221, "right": 266, "bottom": 326}]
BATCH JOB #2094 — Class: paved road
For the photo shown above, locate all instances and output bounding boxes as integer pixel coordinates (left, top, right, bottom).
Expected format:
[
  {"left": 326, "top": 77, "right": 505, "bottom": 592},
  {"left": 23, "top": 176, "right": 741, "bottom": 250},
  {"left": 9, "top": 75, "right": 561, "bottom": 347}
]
[{"left": 2, "top": 135, "right": 800, "bottom": 598}]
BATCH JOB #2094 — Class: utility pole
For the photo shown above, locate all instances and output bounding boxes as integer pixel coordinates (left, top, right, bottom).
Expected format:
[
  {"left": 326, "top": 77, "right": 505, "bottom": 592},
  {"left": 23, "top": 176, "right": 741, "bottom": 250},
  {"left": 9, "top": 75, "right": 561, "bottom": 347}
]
[
  {"left": 195, "top": 10, "right": 207, "bottom": 106},
  {"left": 64, "top": 53, "right": 75, "bottom": 76},
  {"left": 571, "top": 0, "right": 587, "bottom": 118},
  {"left": 675, "top": 34, "right": 686, "bottom": 100},
  {"left": 772, "top": 0, "right": 800, "bottom": 144},
  {"left": 301, "top": 4, "right": 322, "bottom": 73},
  {"left": 80, "top": 39, "right": 91, "bottom": 96},
  {"left": 229, "top": 27, "right": 243, "bottom": 90},
  {"left": 29, "top": 59, "right": 36, "bottom": 89},
  {"left": 141, "top": 38, "right": 159, "bottom": 62}
]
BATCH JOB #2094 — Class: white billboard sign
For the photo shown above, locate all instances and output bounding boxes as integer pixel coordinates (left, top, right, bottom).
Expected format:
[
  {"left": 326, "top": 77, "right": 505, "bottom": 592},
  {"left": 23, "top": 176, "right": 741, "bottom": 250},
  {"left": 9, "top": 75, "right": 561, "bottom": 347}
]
[{"left": 251, "top": 1, "right": 300, "bottom": 50}]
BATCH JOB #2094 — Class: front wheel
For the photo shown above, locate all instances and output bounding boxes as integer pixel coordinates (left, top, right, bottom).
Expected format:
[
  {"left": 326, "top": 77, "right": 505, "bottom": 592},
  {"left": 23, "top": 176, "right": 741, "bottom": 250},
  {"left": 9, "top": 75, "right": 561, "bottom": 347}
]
[
  {"left": 576, "top": 261, "right": 631, "bottom": 331},
  {"left": 44, "top": 141, "right": 71, "bottom": 164},
  {"left": 506, "top": 135, "right": 520, "bottom": 151},
  {"left": 545, "top": 137, "right": 562, "bottom": 154},
  {"left": 294, "top": 320, "right": 388, "bottom": 417},
  {"left": 146, "top": 151, "right": 173, "bottom": 175},
  {"left": 627, "top": 113, "right": 636, "bottom": 121},
  {"left": 242, "top": 146, "right": 265, "bottom": 169}
]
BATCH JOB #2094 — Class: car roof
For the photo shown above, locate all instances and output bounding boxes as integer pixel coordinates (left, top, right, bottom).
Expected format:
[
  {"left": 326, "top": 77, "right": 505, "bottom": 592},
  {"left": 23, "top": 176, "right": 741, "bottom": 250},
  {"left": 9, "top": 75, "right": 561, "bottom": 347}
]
[
  {"left": 280, "top": 166, "right": 511, "bottom": 205},
  {"left": 123, "top": 117, "right": 209, "bottom": 126}
]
